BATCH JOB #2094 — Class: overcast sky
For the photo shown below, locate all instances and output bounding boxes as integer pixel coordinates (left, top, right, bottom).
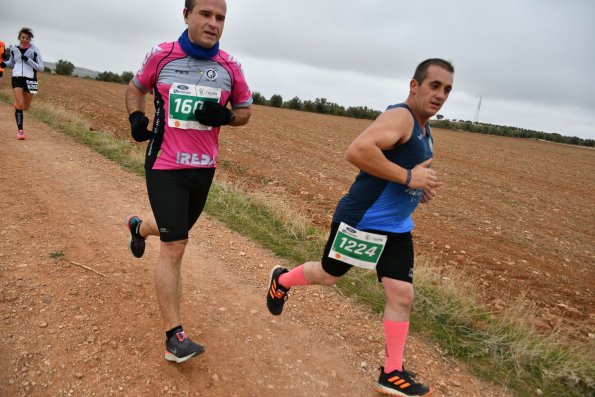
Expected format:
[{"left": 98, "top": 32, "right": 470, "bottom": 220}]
[{"left": 2, "top": 0, "right": 594, "bottom": 139}]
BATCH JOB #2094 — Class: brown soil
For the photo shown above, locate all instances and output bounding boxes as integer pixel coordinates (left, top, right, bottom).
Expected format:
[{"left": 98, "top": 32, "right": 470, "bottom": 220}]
[{"left": 1, "top": 71, "right": 593, "bottom": 396}]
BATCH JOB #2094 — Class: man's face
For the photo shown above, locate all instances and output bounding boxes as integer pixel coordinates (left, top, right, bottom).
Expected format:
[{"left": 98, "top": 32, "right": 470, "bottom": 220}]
[
  {"left": 411, "top": 65, "right": 453, "bottom": 118},
  {"left": 184, "top": 0, "right": 227, "bottom": 48}
]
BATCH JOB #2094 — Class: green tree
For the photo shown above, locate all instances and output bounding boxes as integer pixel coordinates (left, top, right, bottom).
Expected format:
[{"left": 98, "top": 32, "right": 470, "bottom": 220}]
[
  {"left": 55, "top": 59, "right": 75, "bottom": 76},
  {"left": 251, "top": 91, "right": 266, "bottom": 105},
  {"left": 269, "top": 94, "right": 283, "bottom": 108},
  {"left": 284, "top": 96, "right": 303, "bottom": 110},
  {"left": 303, "top": 100, "right": 315, "bottom": 112},
  {"left": 120, "top": 71, "right": 134, "bottom": 83},
  {"left": 96, "top": 71, "right": 122, "bottom": 83}
]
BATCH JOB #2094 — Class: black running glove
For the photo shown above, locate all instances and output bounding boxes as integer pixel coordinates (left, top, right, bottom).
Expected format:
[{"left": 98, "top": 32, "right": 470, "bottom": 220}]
[
  {"left": 195, "top": 101, "right": 234, "bottom": 127},
  {"left": 21, "top": 55, "right": 29, "bottom": 62},
  {"left": 1, "top": 51, "right": 9, "bottom": 61},
  {"left": 128, "top": 111, "right": 152, "bottom": 142},
  {"left": 0, "top": 61, "right": 5, "bottom": 68}
]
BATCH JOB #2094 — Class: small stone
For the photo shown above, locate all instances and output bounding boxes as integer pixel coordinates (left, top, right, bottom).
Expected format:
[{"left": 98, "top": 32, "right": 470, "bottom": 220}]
[
  {"left": 39, "top": 322, "right": 48, "bottom": 328},
  {"left": 75, "top": 372, "right": 83, "bottom": 379}
]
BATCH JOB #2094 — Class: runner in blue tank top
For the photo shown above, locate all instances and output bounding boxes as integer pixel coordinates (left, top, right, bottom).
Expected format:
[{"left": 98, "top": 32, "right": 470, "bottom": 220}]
[{"left": 266, "top": 59, "right": 454, "bottom": 397}]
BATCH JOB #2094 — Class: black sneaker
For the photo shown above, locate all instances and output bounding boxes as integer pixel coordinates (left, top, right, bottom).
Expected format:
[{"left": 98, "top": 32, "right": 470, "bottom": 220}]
[
  {"left": 164, "top": 331, "right": 205, "bottom": 363},
  {"left": 374, "top": 366, "right": 432, "bottom": 396},
  {"left": 126, "top": 214, "right": 146, "bottom": 258},
  {"left": 266, "top": 266, "right": 290, "bottom": 315}
]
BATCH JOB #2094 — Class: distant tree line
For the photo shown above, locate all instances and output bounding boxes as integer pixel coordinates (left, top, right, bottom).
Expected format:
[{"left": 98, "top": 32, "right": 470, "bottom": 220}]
[
  {"left": 49, "top": 60, "right": 134, "bottom": 85},
  {"left": 43, "top": 62, "right": 592, "bottom": 146},
  {"left": 252, "top": 91, "right": 381, "bottom": 120},
  {"left": 431, "top": 119, "right": 594, "bottom": 148},
  {"left": 95, "top": 70, "right": 134, "bottom": 84}
]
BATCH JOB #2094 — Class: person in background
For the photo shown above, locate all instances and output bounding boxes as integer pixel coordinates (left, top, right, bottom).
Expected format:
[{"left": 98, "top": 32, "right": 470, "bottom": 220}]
[
  {"left": 0, "top": 39, "right": 6, "bottom": 90},
  {"left": 125, "top": 0, "right": 252, "bottom": 364},
  {"left": 266, "top": 58, "right": 454, "bottom": 397},
  {"left": 0, "top": 27, "right": 44, "bottom": 140}
]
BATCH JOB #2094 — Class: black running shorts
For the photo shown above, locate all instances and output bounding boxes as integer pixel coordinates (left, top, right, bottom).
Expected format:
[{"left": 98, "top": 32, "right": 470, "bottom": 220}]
[
  {"left": 321, "top": 222, "right": 415, "bottom": 283},
  {"left": 146, "top": 167, "right": 215, "bottom": 242},
  {"left": 12, "top": 76, "right": 38, "bottom": 93}
]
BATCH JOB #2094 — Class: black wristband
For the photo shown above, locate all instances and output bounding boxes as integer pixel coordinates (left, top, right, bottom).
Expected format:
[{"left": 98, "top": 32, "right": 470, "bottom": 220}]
[{"left": 405, "top": 169, "right": 412, "bottom": 186}]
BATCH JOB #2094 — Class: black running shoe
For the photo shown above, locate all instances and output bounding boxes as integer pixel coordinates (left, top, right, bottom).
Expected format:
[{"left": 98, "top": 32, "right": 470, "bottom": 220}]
[
  {"left": 374, "top": 366, "right": 432, "bottom": 396},
  {"left": 164, "top": 330, "right": 205, "bottom": 363},
  {"left": 126, "top": 214, "right": 146, "bottom": 258},
  {"left": 266, "top": 265, "right": 290, "bottom": 315}
]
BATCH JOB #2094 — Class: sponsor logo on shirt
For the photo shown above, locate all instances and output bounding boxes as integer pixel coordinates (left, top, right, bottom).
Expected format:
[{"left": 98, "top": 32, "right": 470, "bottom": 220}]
[
  {"left": 176, "top": 152, "right": 214, "bottom": 166},
  {"left": 205, "top": 69, "right": 217, "bottom": 81}
]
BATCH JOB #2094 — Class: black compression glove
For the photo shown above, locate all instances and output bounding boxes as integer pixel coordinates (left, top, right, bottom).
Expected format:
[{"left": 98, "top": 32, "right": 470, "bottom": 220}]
[
  {"left": 21, "top": 55, "right": 29, "bottom": 62},
  {"left": 128, "top": 111, "right": 152, "bottom": 142},
  {"left": 0, "top": 61, "right": 5, "bottom": 68},
  {"left": 195, "top": 101, "right": 234, "bottom": 127}
]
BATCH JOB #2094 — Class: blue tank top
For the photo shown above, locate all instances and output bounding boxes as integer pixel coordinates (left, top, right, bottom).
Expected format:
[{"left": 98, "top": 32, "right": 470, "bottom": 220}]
[{"left": 332, "top": 103, "right": 433, "bottom": 233}]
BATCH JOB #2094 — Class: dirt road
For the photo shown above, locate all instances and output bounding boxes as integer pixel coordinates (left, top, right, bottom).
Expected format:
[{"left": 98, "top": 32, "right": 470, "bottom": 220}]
[{"left": 0, "top": 104, "right": 509, "bottom": 396}]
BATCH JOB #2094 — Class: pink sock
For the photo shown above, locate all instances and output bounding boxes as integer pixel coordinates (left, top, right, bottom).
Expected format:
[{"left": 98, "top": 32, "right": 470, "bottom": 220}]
[
  {"left": 278, "top": 265, "right": 309, "bottom": 288},
  {"left": 383, "top": 320, "right": 409, "bottom": 373}
]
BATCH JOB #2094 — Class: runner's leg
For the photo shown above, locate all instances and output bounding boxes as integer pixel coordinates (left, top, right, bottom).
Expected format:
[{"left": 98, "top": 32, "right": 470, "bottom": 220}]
[
  {"left": 13, "top": 87, "right": 25, "bottom": 131},
  {"left": 155, "top": 239, "right": 187, "bottom": 330},
  {"left": 23, "top": 92, "right": 33, "bottom": 110},
  {"left": 381, "top": 278, "right": 413, "bottom": 372}
]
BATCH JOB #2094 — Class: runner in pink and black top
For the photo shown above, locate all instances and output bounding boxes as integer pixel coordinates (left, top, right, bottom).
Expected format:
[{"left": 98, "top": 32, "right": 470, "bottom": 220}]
[
  {"left": 124, "top": 0, "right": 252, "bottom": 365},
  {"left": 131, "top": 37, "right": 252, "bottom": 170}
]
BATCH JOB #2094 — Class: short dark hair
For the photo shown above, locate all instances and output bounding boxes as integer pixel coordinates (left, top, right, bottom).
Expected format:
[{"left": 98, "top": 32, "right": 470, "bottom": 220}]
[
  {"left": 413, "top": 58, "right": 454, "bottom": 84},
  {"left": 185, "top": 0, "right": 196, "bottom": 13},
  {"left": 18, "top": 27, "right": 34, "bottom": 40}
]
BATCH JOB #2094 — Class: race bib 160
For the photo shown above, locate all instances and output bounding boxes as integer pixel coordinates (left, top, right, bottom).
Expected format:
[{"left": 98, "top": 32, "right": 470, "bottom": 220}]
[{"left": 168, "top": 83, "right": 221, "bottom": 130}]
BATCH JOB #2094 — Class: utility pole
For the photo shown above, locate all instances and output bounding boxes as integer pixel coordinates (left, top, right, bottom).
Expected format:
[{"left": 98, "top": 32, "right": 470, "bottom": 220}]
[{"left": 473, "top": 96, "right": 482, "bottom": 123}]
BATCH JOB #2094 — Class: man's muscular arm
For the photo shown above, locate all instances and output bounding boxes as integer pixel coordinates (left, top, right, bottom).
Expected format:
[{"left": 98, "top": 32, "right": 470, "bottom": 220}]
[{"left": 345, "top": 108, "right": 440, "bottom": 190}]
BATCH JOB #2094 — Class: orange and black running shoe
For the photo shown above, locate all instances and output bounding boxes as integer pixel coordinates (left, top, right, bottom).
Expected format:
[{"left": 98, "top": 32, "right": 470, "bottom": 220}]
[
  {"left": 374, "top": 366, "right": 432, "bottom": 396},
  {"left": 266, "top": 265, "right": 290, "bottom": 315}
]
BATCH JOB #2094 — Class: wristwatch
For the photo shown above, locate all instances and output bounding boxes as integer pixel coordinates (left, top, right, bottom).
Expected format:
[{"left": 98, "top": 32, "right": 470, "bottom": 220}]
[{"left": 230, "top": 112, "right": 236, "bottom": 123}]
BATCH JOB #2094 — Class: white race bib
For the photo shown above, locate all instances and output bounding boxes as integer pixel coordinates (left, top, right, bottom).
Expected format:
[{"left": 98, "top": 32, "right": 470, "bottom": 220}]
[
  {"left": 26, "top": 80, "right": 38, "bottom": 95},
  {"left": 328, "top": 222, "right": 387, "bottom": 269},
  {"left": 168, "top": 83, "right": 221, "bottom": 130}
]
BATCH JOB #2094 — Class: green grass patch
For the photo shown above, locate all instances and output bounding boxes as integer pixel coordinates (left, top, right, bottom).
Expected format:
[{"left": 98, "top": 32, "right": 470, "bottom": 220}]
[
  {"left": 49, "top": 251, "right": 65, "bottom": 259},
  {"left": 5, "top": 96, "right": 593, "bottom": 397}
]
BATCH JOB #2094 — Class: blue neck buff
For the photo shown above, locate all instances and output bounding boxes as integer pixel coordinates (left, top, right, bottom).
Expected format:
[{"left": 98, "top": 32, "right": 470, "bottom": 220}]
[{"left": 178, "top": 29, "right": 219, "bottom": 59}]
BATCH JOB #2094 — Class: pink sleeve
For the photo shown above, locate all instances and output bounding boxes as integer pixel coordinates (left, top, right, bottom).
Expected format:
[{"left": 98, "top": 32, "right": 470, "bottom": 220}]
[
  {"left": 133, "top": 43, "right": 169, "bottom": 93},
  {"left": 230, "top": 63, "right": 252, "bottom": 108},
  {"left": 217, "top": 51, "right": 252, "bottom": 108}
]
